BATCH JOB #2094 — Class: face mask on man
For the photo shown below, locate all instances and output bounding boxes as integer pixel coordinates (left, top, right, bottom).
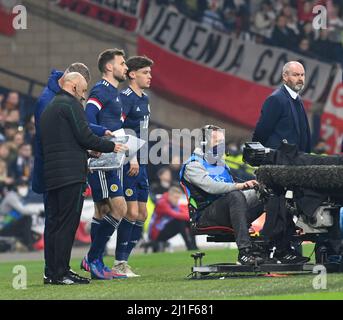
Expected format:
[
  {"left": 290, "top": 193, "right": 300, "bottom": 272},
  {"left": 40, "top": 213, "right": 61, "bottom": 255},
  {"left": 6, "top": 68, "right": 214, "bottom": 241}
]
[
  {"left": 208, "top": 141, "right": 226, "bottom": 159},
  {"left": 17, "top": 186, "right": 29, "bottom": 197},
  {"left": 212, "top": 142, "right": 226, "bottom": 156}
]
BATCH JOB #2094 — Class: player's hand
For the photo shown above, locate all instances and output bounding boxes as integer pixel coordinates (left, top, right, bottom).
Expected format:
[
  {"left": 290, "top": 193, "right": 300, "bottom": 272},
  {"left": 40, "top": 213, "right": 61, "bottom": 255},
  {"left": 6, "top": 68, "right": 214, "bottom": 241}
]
[
  {"left": 114, "top": 143, "right": 128, "bottom": 153},
  {"left": 104, "top": 130, "right": 115, "bottom": 137},
  {"left": 88, "top": 150, "right": 102, "bottom": 158},
  {"left": 128, "top": 161, "right": 139, "bottom": 176}
]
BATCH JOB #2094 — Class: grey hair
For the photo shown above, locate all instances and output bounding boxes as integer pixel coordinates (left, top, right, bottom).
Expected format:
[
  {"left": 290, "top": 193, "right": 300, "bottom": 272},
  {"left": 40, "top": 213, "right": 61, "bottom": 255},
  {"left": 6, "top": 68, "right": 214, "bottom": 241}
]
[
  {"left": 282, "top": 61, "right": 304, "bottom": 76},
  {"left": 65, "top": 62, "right": 91, "bottom": 84}
]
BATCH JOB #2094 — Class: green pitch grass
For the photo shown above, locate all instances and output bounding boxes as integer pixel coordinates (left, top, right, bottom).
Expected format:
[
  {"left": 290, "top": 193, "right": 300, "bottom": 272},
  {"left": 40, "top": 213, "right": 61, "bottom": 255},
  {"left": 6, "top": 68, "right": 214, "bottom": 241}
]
[{"left": 1, "top": 246, "right": 343, "bottom": 300}]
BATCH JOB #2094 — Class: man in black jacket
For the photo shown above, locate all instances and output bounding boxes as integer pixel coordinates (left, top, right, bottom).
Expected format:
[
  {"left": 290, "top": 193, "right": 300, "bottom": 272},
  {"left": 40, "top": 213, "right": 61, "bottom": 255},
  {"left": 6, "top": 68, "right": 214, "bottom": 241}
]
[{"left": 40, "top": 72, "right": 126, "bottom": 285}]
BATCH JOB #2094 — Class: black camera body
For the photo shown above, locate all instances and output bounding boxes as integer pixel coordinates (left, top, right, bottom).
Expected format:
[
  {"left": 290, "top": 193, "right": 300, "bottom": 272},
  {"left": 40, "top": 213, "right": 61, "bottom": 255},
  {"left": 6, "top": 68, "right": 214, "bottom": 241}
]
[{"left": 243, "top": 141, "right": 343, "bottom": 240}]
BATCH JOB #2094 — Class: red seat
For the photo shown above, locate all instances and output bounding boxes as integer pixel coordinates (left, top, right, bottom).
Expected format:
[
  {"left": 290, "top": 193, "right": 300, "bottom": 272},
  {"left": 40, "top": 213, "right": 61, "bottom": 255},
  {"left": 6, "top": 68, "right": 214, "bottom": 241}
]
[{"left": 180, "top": 181, "right": 235, "bottom": 236}]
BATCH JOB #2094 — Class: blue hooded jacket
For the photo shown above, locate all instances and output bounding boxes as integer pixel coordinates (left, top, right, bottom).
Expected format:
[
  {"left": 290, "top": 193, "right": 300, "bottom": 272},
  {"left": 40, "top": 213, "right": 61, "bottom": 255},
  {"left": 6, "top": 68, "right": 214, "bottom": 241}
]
[{"left": 32, "top": 70, "right": 63, "bottom": 193}]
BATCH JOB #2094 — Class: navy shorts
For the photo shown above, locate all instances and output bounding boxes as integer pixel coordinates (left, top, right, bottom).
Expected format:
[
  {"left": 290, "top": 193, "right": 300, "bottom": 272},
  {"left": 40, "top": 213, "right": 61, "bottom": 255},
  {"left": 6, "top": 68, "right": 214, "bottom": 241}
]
[
  {"left": 123, "top": 163, "right": 149, "bottom": 202},
  {"left": 88, "top": 170, "right": 123, "bottom": 203}
]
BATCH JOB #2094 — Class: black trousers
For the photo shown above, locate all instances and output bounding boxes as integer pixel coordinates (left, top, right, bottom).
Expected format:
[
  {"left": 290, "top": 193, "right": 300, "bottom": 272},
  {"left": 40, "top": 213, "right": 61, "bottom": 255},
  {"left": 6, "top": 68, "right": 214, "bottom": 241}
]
[
  {"left": 156, "top": 219, "right": 197, "bottom": 250},
  {"left": 45, "top": 183, "right": 85, "bottom": 280},
  {"left": 198, "top": 190, "right": 264, "bottom": 249}
]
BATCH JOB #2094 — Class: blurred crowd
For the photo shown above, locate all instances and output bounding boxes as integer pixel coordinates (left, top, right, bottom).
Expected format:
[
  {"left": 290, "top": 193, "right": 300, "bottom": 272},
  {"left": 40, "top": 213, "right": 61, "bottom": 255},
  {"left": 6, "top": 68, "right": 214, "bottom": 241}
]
[
  {"left": 0, "top": 91, "right": 35, "bottom": 194},
  {"left": 0, "top": 90, "right": 41, "bottom": 253},
  {"left": 156, "top": 0, "right": 343, "bottom": 64}
]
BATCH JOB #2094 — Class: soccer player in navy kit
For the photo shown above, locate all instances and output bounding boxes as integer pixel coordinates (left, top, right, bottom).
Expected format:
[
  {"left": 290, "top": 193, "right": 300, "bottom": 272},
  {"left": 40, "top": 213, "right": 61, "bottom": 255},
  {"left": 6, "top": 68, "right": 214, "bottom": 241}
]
[
  {"left": 112, "top": 56, "right": 154, "bottom": 277},
  {"left": 80, "top": 49, "right": 129, "bottom": 280}
]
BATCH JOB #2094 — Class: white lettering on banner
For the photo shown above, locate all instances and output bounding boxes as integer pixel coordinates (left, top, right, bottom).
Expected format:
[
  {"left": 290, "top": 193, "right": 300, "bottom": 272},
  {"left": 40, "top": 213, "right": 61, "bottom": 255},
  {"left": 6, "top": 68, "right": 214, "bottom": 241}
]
[
  {"left": 89, "top": 0, "right": 143, "bottom": 17},
  {"left": 321, "top": 70, "right": 343, "bottom": 154},
  {"left": 140, "top": 2, "right": 333, "bottom": 103},
  {"left": 322, "top": 71, "right": 343, "bottom": 119}
]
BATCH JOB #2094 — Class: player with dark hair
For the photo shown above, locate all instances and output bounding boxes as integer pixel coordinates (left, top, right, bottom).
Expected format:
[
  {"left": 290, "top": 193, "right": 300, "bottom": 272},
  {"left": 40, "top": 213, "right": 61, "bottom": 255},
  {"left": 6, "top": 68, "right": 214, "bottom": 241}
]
[
  {"left": 80, "top": 49, "right": 129, "bottom": 280},
  {"left": 112, "top": 56, "right": 154, "bottom": 277}
]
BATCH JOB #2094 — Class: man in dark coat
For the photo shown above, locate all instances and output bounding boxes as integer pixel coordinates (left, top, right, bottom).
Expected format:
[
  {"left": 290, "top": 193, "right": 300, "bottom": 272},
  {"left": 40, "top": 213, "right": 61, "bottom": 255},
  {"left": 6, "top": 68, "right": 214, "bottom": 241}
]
[
  {"left": 253, "top": 61, "right": 311, "bottom": 153},
  {"left": 40, "top": 72, "right": 126, "bottom": 285},
  {"left": 252, "top": 61, "right": 312, "bottom": 262},
  {"left": 33, "top": 63, "right": 91, "bottom": 194},
  {"left": 32, "top": 63, "right": 91, "bottom": 282}
]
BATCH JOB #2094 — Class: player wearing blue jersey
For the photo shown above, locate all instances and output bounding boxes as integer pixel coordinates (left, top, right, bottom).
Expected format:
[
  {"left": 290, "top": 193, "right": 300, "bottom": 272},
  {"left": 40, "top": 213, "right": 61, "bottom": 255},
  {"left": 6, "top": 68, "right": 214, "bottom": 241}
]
[
  {"left": 80, "top": 49, "right": 129, "bottom": 280},
  {"left": 112, "top": 56, "right": 154, "bottom": 277}
]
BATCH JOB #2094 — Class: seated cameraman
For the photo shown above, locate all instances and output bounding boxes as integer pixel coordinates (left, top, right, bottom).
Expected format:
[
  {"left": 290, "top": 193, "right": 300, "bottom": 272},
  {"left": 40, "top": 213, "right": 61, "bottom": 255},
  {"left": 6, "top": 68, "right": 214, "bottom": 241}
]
[{"left": 180, "top": 125, "right": 265, "bottom": 265}]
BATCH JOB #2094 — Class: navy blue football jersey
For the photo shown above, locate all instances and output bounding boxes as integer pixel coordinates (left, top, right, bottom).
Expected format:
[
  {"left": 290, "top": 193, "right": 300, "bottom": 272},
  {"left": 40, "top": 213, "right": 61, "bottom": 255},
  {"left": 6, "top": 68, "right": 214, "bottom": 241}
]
[
  {"left": 120, "top": 87, "right": 150, "bottom": 139},
  {"left": 86, "top": 79, "right": 123, "bottom": 136},
  {"left": 120, "top": 87, "right": 150, "bottom": 164}
]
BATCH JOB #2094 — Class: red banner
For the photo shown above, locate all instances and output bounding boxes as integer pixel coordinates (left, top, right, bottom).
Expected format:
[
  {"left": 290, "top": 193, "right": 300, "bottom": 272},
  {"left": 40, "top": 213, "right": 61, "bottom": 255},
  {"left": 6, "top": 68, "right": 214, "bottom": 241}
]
[
  {"left": 138, "top": 37, "right": 272, "bottom": 128},
  {"left": 0, "top": 5, "right": 15, "bottom": 36},
  {"left": 138, "top": 3, "right": 333, "bottom": 128},
  {"left": 321, "top": 71, "right": 343, "bottom": 154},
  {"left": 57, "top": 0, "right": 145, "bottom": 32}
]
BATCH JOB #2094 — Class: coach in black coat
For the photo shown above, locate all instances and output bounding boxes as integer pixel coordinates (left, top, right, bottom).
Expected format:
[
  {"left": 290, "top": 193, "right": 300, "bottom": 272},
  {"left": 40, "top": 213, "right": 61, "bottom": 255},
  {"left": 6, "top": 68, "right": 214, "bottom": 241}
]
[
  {"left": 252, "top": 61, "right": 311, "bottom": 153},
  {"left": 40, "top": 72, "right": 125, "bottom": 285}
]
